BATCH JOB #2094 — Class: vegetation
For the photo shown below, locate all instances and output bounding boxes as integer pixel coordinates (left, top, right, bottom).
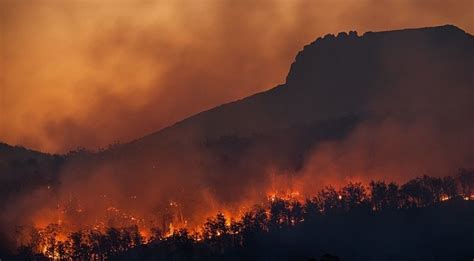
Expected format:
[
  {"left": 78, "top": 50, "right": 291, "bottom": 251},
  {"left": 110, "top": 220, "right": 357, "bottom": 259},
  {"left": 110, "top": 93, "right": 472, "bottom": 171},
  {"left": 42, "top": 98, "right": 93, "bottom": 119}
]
[{"left": 10, "top": 169, "right": 474, "bottom": 260}]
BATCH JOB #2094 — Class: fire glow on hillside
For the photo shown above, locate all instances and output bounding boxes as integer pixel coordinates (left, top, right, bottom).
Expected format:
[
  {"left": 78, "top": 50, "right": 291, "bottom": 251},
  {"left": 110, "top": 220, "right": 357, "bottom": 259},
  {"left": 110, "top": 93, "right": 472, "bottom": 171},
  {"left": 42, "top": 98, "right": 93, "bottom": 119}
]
[
  {"left": 1, "top": 3, "right": 474, "bottom": 258},
  {"left": 14, "top": 171, "right": 473, "bottom": 259}
]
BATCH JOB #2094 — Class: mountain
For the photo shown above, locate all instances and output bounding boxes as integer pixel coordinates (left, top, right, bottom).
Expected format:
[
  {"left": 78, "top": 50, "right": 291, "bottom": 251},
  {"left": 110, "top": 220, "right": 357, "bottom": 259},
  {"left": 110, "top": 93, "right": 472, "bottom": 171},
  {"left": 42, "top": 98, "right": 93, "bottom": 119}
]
[
  {"left": 99, "top": 24, "right": 473, "bottom": 200},
  {"left": 1, "top": 25, "right": 473, "bottom": 240},
  {"left": 126, "top": 24, "right": 472, "bottom": 146}
]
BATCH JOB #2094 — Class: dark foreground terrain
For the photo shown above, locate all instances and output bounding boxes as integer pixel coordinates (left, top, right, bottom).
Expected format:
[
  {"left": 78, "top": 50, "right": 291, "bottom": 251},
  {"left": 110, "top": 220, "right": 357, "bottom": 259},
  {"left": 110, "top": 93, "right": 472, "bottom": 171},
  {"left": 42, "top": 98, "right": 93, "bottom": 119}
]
[{"left": 9, "top": 172, "right": 474, "bottom": 261}]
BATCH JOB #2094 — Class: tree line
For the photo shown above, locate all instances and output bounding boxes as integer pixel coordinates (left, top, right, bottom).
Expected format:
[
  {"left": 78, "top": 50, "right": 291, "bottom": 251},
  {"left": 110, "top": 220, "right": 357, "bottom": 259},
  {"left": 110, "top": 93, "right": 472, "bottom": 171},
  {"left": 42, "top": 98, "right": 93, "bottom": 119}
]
[{"left": 12, "top": 168, "right": 474, "bottom": 260}]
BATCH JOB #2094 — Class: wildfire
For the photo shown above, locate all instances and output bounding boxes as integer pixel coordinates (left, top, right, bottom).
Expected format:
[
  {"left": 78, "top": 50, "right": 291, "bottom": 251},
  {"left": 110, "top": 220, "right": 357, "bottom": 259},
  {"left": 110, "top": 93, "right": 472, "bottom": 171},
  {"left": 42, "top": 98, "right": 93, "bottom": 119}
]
[
  {"left": 167, "top": 223, "right": 175, "bottom": 237},
  {"left": 267, "top": 190, "right": 303, "bottom": 202},
  {"left": 28, "top": 197, "right": 194, "bottom": 258},
  {"left": 15, "top": 172, "right": 474, "bottom": 259}
]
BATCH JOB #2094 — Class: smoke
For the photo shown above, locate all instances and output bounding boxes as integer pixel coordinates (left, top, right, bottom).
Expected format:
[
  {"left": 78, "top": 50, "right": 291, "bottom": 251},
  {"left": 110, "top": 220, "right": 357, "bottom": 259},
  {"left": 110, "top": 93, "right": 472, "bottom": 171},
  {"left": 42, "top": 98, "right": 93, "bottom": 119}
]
[
  {"left": 293, "top": 29, "right": 474, "bottom": 193},
  {"left": 1, "top": 0, "right": 473, "bottom": 153},
  {"left": 295, "top": 117, "right": 473, "bottom": 193},
  {"left": 0, "top": 0, "right": 473, "bottom": 253}
]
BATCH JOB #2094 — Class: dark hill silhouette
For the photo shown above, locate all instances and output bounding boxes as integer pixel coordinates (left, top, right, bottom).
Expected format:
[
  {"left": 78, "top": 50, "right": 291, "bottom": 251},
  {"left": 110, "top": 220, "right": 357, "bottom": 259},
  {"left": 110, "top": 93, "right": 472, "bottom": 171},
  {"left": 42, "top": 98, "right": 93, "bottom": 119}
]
[
  {"left": 87, "top": 25, "right": 473, "bottom": 207},
  {"left": 0, "top": 143, "right": 62, "bottom": 205},
  {"left": 0, "top": 25, "right": 473, "bottom": 256},
  {"left": 123, "top": 24, "right": 472, "bottom": 148}
]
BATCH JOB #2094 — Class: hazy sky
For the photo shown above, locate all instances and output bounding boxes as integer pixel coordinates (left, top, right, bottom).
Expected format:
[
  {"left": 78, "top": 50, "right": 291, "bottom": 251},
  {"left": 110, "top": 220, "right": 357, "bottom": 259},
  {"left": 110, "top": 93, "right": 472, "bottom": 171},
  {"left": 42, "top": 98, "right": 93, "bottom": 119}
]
[{"left": 1, "top": 0, "right": 473, "bottom": 153}]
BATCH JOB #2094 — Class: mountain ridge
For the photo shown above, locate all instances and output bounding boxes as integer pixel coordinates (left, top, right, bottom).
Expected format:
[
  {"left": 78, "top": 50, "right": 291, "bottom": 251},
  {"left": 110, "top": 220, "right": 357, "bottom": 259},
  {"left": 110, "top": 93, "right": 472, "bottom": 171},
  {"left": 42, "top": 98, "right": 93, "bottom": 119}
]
[
  {"left": 1, "top": 24, "right": 473, "bottom": 259},
  {"left": 121, "top": 24, "right": 472, "bottom": 153},
  {"left": 1, "top": 25, "right": 472, "bottom": 226},
  {"left": 2, "top": 25, "right": 470, "bottom": 155}
]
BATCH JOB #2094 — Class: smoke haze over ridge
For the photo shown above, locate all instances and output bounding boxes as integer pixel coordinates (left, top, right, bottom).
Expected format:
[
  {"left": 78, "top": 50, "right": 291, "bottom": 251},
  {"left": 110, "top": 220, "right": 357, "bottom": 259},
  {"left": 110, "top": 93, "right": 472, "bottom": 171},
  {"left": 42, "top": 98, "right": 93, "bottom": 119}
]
[
  {"left": 0, "top": 22, "right": 473, "bottom": 254},
  {"left": 1, "top": 0, "right": 473, "bottom": 153}
]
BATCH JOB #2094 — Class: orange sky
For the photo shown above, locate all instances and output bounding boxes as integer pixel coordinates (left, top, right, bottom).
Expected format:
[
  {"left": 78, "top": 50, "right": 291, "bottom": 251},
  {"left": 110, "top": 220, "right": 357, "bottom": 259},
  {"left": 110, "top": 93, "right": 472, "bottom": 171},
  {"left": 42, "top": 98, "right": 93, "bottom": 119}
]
[{"left": 1, "top": 0, "right": 473, "bottom": 153}]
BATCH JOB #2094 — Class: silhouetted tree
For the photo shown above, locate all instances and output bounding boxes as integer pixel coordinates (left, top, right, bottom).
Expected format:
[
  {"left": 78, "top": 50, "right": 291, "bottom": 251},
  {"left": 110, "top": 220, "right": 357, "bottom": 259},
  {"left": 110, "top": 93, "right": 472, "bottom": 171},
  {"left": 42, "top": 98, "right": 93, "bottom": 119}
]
[
  {"left": 458, "top": 168, "right": 473, "bottom": 197},
  {"left": 400, "top": 178, "right": 426, "bottom": 207},
  {"left": 150, "top": 227, "right": 164, "bottom": 244},
  {"left": 56, "top": 240, "right": 70, "bottom": 260},
  {"left": 401, "top": 176, "right": 446, "bottom": 206},
  {"left": 253, "top": 206, "right": 268, "bottom": 231},
  {"left": 441, "top": 176, "right": 457, "bottom": 199},
  {"left": 421, "top": 175, "right": 443, "bottom": 203},
  {"left": 88, "top": 229, "right": 105, "bottom": 260},
  {"left": 370, "top": 181, "right": 388, "bottom": 211},
  {"left": 340, "top": 182, "right": 368, "bottom": 211},
  {"left": 42, "top": 224, "right": 60, "bottom": 258},
  {"left": 69, "top": 230, "right": 90, "bottom": 260},
  {"left": 386, "top": 182, "right": 400, "bottom": 209},
  {"left": 121, "top": 225, "right": 143, "bottom": 250},
  {"left": 316, "top": 186, "right": 341, "bottom": 215},
  {"left": 289, "top": 200, "right": 304, "bottom": 224},
  {"left": 203, "top": 213, "right": 229, "bottom": 239},
  {"left": 269, "top": 198, "right": 290, "bottom": 228},
  {"left": 303, "top": 198, "right": 321, "bottom": 220},
  {"left": 239, "top": 206, "right": 267, "bottom": 249},
  {"left": 104, "top": 227, "right": 121, "bottom": 256},
  {"left": 165, "top": 228, "right": 194, "bottom": 259},
  {"left": 12, "top": 173, "right": 473, "bottom": 261},
  {"left": 29, "top": 227, "right": 42, "bottom": 254}
]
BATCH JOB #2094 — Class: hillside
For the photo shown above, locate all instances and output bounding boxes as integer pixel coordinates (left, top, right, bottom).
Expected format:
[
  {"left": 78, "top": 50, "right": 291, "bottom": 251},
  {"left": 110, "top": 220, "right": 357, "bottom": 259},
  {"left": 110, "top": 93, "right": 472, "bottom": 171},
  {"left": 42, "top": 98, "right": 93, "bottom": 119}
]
[
  {"left": 125, "top": 24, "right": 473, "bottom": 148},
  {"left": 1, "top": 25, "right": 473, "bottom": 251}
]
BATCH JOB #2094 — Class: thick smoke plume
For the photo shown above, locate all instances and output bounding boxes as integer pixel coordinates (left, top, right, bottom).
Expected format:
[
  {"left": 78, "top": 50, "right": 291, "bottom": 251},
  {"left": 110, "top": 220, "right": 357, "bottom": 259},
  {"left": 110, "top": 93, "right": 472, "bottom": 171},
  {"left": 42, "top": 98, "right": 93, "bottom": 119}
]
[
  {"left": 1, "top": 0, "right": 473, "bottom": 152},
  {"left": 0, "top": 0, "right": 473, "bottom": 254}
]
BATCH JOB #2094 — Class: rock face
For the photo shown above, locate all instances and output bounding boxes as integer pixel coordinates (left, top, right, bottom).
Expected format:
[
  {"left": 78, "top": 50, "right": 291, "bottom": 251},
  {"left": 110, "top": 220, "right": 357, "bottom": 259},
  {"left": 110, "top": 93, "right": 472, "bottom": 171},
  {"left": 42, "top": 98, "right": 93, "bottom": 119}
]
[
  {"left": 125, "top": 25, "right": 472, "bottom": 146},
  {"left": 286, "top": 25, "right": 473, "bottom": 119}
]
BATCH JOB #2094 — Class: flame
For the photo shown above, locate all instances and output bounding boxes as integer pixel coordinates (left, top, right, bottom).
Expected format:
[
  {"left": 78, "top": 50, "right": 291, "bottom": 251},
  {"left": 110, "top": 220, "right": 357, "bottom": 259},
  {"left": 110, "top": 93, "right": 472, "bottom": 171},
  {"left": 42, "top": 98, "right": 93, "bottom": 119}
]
[
  {"left": 21, "top": 174, "right": 474, "bottom": 258},
  {"left": 167, "top": 223, "right": 174, "bottom": 237},
  {"left": 140, "top": 228, "right": 150, "bottom": 240},
  {"left": 267, "top": 189, "right": 303, "bottom": 203}
]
